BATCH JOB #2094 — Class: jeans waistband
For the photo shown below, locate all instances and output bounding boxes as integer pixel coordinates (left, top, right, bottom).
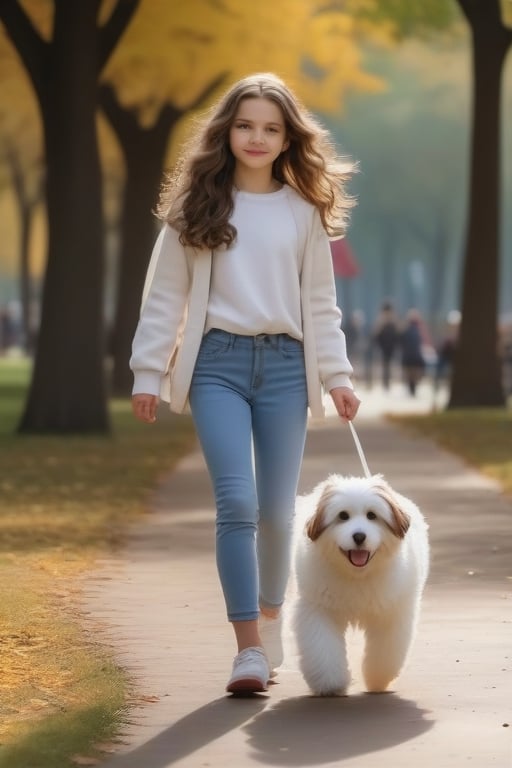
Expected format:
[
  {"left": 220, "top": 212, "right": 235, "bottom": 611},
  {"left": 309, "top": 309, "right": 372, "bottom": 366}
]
[{"left": 205, "top": 327, "right": 302, "bottom": 350}]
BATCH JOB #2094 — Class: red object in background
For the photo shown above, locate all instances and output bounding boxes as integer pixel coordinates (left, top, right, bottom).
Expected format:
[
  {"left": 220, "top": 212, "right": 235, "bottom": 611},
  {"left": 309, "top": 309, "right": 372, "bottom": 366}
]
[{"left": 330, "top": 238, "right": 360, "bottom": 278}]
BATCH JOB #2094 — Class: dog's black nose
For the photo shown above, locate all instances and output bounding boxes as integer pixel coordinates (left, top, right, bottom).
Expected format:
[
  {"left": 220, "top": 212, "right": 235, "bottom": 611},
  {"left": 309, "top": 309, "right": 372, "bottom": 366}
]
[{"left": 353, "top": 532, "right": 366, "bottom": 546}]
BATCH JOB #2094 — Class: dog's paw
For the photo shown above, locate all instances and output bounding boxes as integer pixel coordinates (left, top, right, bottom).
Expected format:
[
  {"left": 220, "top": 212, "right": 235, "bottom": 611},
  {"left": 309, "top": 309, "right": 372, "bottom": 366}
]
[
  {"left": 363, "top": 671, "right": 397, "bottom": 693},
  {"left": 302, "top": 668, "right": 350, "bottom": 697},
  {"left": 363, "top": 652, "right": 405, "bottom": 692}
]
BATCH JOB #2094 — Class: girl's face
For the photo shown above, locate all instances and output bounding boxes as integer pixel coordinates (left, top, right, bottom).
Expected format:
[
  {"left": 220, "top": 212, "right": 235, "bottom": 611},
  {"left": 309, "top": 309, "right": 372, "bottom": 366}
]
[{"left": 229, "top": 97, "right": 289, "bottom": 175}]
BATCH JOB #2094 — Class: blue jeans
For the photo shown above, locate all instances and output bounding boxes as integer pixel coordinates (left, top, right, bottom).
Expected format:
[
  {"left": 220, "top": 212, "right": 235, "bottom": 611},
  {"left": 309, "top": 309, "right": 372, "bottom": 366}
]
[{"left": 189, "top": 329, "right": 308, "bottom": 622}]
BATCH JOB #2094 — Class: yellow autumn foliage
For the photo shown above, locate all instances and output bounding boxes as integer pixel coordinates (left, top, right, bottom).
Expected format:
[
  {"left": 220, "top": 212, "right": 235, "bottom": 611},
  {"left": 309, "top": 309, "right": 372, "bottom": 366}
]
[
  {"left": 103, "top": 0, "right": 384, "bottom": 135},
  {"left": 0, "top": 0, "right": 387, "bottom": 274}
]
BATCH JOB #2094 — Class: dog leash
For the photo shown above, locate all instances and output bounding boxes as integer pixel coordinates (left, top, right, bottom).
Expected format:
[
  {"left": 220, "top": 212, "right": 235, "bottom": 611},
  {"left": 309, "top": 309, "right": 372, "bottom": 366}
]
[{"left": 347, "top": 420, "right": 372, "bottom": 479}]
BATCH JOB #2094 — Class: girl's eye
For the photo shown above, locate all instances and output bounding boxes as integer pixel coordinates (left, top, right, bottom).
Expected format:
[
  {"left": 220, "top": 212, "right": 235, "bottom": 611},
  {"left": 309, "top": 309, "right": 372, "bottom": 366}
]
[
  {"left": 338, "top": 510, "right": 350, "bottom": 521},
  {"left": 367, "top": 511, "right": 377, "bottom": 520}
]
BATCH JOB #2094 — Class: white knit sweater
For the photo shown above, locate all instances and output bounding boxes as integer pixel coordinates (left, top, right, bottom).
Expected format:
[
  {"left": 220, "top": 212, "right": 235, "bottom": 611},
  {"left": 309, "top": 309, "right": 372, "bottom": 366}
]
[
  {"left": 130, "top": 185, "right": 353, "bottom": 418},
  {"left": 205, "top": 187, "right": 302, "bottom": 339}
]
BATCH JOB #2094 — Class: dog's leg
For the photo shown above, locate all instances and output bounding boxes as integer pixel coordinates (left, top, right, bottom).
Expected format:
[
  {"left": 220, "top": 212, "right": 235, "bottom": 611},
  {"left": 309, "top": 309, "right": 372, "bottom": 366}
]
[
  {"left": 293, "top": 601, "right": 350, "bottom": 696},
  {"left": 362, "top": 606, "right": 418, "bottom": 692}
]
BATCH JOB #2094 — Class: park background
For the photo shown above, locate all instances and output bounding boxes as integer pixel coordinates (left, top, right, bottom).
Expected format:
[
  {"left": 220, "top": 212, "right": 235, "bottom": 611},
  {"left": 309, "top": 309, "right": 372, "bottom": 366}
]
[
  {"left": 0, "top": 3, "right": 511, "bottom": 767},
  {"left": 0, "top": 0, "right": 511, "bottom": 433},
  {"left": 2, "top": 3, "right": 512, "bottom": 321}
]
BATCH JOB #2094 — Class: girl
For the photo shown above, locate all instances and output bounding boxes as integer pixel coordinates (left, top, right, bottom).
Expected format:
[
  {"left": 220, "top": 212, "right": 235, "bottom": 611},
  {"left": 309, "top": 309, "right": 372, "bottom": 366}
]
[{"left": 130, "top": 72, "right": 360, "bottom": 694}]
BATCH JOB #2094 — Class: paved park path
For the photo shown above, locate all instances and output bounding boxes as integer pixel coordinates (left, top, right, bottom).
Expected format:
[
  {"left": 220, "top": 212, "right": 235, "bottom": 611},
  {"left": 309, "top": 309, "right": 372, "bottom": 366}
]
[{"left": 83, "top": 381, "right": 512, "bottom": 768}]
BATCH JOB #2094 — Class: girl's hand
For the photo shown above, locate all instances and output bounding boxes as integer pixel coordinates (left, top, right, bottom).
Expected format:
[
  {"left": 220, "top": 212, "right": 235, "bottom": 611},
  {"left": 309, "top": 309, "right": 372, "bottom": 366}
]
[
  {"left": 132, "top": 394, "right": 159, "bottom": 423},
  {"left": 329, "top": 386, "right": 361, "bottom": 422}
]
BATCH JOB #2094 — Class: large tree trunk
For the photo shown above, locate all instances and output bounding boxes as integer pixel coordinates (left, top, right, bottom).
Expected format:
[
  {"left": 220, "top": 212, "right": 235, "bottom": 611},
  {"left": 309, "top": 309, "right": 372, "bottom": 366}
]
[
  {"left": 18, "top": 4, "right": 108, "bottom": 432},
  {"left": 449, "top": 0, "right": 512, "bottom": 407},
  {"left": 0, "top": 0, "right": 139, "bottom": 432}
]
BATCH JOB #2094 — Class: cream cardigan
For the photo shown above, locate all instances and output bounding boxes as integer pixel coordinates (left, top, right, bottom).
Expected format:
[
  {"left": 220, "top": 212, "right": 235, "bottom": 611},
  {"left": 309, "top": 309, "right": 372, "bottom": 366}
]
[{"left": 130, "top": 185, "right": 353, "bottom": 418}]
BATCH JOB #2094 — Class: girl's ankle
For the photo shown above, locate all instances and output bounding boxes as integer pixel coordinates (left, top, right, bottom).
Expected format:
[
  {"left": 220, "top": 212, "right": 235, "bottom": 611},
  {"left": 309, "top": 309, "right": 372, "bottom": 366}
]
[{"left": 259, "top": 606, "right": 281, "bottom": 620}]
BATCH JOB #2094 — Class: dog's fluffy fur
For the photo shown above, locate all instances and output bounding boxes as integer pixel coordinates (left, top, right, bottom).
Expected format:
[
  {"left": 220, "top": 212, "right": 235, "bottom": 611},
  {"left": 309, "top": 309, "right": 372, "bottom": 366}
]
[{"left": 292, "top": 474, "right": 429, "bottom": 696}]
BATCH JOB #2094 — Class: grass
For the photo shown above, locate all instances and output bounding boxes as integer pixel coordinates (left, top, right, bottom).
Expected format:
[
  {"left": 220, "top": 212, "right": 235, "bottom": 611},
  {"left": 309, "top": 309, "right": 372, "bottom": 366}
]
[
  {"left": 0, "top": 357, "right": 197, "bottom": 767},
  {"left": 389, "top": 406, "right": 512, "bottom": 496}
]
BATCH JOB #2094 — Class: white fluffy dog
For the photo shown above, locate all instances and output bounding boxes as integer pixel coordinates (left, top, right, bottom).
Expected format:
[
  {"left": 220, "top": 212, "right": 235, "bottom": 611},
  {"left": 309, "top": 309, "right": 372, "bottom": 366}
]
[{"left": 292, "top": 474, "right": 429, "bottom": 696}]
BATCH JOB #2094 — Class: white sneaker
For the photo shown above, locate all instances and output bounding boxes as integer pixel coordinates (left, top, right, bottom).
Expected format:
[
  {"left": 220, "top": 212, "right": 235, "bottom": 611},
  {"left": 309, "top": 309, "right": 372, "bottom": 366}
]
[
  {"left": 226, "top": 646, "right": 270, "bottom": 694},
  {"left": 259, "top": 613, "right": 283, "bottom": 676}
]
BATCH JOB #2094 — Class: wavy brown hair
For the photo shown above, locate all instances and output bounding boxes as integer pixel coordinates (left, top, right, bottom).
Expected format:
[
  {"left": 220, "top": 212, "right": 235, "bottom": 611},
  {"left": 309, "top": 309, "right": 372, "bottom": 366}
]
[{"left": 159, "top": 72, "right": 357, "bottom": 250}]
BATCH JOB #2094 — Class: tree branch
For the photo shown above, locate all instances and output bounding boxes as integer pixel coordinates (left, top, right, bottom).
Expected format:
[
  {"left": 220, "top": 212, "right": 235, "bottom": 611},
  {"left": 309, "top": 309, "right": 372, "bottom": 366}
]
[
  {"left": 457, "top": 0, "right": 501, "bottom": 27},
  {"left": 0, "top": 0, "right": 48, "bottom": 99},
  {"left": 98, "top": 82, "right": 138, "bottom": 133},
  {"left": 100, "top": 70, "right": 229, "bottom": 148},
  {"left": 98, "top": 0, "right": 141, "bottom": 73},
  {"left": 184, "top": 71, "right": 229, "bottom": 112},
  {"left": 456, "top": 0, "right": 512, "bottom": 49}
]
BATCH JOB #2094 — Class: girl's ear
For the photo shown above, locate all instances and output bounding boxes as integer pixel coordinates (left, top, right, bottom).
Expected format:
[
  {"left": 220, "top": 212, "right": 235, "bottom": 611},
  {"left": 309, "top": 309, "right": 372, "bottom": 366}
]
[{"left": 282, "top": 138, "right": 290, "bottom": 152}]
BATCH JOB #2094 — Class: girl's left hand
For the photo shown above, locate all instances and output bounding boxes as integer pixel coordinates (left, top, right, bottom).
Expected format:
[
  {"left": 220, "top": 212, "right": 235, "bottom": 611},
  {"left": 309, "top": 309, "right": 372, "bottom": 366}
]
[{"left": 329, "top": 386, "right": 361, "bottom": 422}]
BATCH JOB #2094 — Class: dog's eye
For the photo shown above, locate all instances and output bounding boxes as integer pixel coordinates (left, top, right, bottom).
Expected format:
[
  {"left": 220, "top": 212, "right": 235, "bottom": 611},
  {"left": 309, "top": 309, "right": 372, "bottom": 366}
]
[
  {"left": 338, "top": 510, "right": 350, "bottom": 521},
  {"left": 367, "top": 510, "right": 377, "bottom": 520}
]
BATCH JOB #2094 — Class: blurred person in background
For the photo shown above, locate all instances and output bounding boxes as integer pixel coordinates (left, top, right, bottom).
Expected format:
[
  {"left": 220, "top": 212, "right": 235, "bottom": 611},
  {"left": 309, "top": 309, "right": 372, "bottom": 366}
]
[
  {"left": 373, "top": 299, "right": 399, "bottom": 390},
  {"left": 399, "top": 309, "right": 429, "bottom": 396}
]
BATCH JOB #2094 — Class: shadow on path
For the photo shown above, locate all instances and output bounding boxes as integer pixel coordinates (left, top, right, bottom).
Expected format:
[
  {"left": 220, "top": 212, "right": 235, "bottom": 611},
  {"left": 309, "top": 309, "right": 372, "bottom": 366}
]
[
  {"left": 244, "top": 693, "right": 433, "bottom": 766},
  {"left": 103, "top": 692, "right": 433, "bottom": 767}
]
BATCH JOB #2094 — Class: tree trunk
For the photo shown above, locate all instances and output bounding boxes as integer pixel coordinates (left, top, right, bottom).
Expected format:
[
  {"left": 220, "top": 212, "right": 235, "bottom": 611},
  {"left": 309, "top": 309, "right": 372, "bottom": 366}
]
[
  {"left": 449, "top": 1, "right": 511, "bottom": 407},
  {"left": 99, "top": 89, "right": 179, "bottom": 395},
  {"left": 18, "top": 203, "right": 32, "bottom": 351},
  {"left": 429, "top": 214, "right": 451, "bottom": 336},
  {"left": 4, "top": 141, "right": 40, "bottom": 352},
  {"left": 101, "top": 73, "right": 227, "bottom": 395},
  {"left": 111, "top": 167, "right": 161, "bottom": 395},
  {"left": 0, "top": 0, "right": 140, "bottom": 432},
  {"left": 17, "top": 4, "right": 109, "bottom": 432}
]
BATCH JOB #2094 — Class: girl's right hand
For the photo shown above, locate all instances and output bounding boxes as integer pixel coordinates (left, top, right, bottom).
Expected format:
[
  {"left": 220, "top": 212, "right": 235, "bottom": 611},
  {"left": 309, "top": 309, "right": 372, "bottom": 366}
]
[{"left": 132, "top": 394, "right": 159, "bottom": 423}]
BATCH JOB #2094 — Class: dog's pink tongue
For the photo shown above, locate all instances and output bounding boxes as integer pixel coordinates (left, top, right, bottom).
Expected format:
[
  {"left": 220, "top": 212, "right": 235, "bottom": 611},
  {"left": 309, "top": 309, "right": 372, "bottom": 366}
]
[{"left": 349, "top": 550, "right": 370, "bottom": 567}]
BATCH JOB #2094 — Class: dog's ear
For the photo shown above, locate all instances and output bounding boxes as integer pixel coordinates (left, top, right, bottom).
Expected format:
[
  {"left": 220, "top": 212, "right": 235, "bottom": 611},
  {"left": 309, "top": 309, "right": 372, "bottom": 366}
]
[
  {"left": 305, "top": 483, "right": 336, "bottom": 541},
  {"left": 372, "top": 478, "right": 411, "bottom": 539},
  {"left": 305, "top": 510, "right": 326, "bottom": 541}
]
